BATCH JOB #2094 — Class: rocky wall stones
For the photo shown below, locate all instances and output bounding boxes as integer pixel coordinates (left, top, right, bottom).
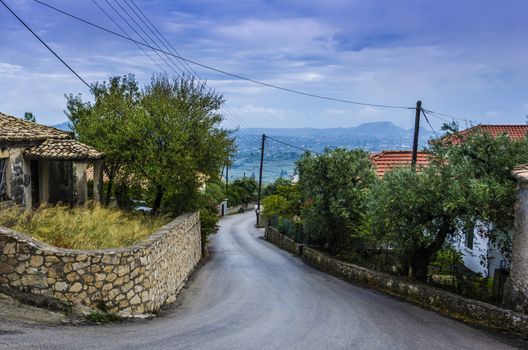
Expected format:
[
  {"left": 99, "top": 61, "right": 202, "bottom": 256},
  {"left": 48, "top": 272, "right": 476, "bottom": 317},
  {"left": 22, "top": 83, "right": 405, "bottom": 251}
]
[
  {"left": 504, "top": 170, "right": 528, "bottom": 313},
  {"left": 0, "top": 212, "right": 201, "bottom": 316},
  {"left": 264, "top": 226, "right": 301, "bottom": 255},
  {"left": 265, "top": 228, "right": 528, "bottom": 336}
]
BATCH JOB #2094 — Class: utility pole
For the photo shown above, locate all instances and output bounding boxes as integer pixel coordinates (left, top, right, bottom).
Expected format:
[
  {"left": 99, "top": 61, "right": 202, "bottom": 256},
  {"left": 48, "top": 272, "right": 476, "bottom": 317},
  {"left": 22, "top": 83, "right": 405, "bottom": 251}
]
[
  {"left": 411, "top": 100, "right": 422, "bottom": 170},
  {"left": 256, "top": 134, "right": 266, "bottom": 226},
  {"left": 225, "top": 155, "right": 229, "bottom": 192}
]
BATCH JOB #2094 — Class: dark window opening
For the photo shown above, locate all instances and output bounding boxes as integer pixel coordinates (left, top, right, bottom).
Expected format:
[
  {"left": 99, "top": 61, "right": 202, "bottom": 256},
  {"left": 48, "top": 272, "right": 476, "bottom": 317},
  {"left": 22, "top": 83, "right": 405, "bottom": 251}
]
[
  {"left": 465, "top": 226, "right": 475, "bottom": 250},
  {"left": 0, "top": 158, "right": 7, "bottom": 201}
]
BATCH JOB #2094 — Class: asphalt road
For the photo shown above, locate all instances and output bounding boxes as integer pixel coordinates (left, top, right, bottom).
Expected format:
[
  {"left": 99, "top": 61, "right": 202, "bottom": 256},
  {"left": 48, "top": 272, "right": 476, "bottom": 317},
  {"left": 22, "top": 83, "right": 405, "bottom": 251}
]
[{"left": 0, "top": 212, "right": 524, "bottom": 349}]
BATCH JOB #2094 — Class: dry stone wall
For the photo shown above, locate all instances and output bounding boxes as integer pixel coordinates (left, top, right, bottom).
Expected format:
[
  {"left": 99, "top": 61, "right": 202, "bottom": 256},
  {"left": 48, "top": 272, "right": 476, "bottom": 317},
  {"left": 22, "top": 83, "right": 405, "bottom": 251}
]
[
  {"left": 0, "top": 212, "right": 201, "bottom": 316},
  {"left": 504, "top": 169, "right": 528, "bottom": 313},
  {"left": 265, "top": 227, "right": 528, "bottom": 336},
  {"left": 264, "top": 226, "right": 301, "bottom": 255}
]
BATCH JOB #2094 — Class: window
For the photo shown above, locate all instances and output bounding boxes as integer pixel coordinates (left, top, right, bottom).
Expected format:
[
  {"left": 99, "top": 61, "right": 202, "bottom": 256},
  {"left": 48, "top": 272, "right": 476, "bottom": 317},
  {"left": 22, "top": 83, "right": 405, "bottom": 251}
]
[
  {"left": 465, "top": 225, "right": 475, "bottom": 250},
  {"left": 0, "top": 158, "right": 7, "bottom": 200}
]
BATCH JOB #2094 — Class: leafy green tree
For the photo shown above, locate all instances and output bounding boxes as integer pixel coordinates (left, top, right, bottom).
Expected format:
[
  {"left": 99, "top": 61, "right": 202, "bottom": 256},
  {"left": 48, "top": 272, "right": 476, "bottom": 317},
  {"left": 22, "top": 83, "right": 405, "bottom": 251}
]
[
  {"left": 262, "top": 178, "right": 301, "bottom": 218},
  {"left": 228, "top": 178, "right": 257, "bottom": 207},
  {"left": 263, "top": 178, "right": 292, "bottom": 196},
  {"left": 261, "top": 194, "right": 289, "bottom": 219},
  {"left": 131, "top": 74, "right": 235, "bottom": 215},
  {"left": 23, "top": 112, "right": 35, "bottom": 123},
  {"left": 65, "top": 74, "right": 141, "bottom": 205},
  {"left": 369, "top": 125, "right": 528, "bottom": 281},
  {"left": 297, "top": 149, "right": 376, "bottom": 254}
]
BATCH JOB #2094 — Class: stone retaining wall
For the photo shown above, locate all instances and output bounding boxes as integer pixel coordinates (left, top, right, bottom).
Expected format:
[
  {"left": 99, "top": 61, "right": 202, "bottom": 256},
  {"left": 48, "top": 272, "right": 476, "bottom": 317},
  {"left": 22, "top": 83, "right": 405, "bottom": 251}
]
[
  {"left": 0, "top": 212, "right": 201, "bottom": 316},
  {"left": 266, "top": 228, "right": 528, "bottom": 336},
  {"left": 264, "top": 226, "right": 301, "bottom": 255}
]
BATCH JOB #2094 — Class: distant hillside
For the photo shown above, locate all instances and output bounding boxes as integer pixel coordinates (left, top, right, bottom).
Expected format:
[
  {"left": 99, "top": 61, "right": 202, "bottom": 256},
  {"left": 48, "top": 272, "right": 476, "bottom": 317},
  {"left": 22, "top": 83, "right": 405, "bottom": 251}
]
[
  {"left": 51, "top": 121, "right": 72, "bottom": 131},
  {"left": 231, "top": 121, "right": 439, "bottom": 182},
  {"left": 234, "top": 122, "right": 434, "bottom": 140}
]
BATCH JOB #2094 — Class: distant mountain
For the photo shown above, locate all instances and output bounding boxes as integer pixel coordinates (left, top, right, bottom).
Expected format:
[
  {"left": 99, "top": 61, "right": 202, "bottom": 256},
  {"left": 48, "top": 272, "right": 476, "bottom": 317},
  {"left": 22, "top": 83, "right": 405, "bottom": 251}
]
[
  {"left": 51, "top": 122, "right": 72, "bottom": 131},
  {"left": 230, "top": 121, "right": 439, "bottom": 182},
  {"left": 234, "top": 121, "right": 435, "bottom": 140}
]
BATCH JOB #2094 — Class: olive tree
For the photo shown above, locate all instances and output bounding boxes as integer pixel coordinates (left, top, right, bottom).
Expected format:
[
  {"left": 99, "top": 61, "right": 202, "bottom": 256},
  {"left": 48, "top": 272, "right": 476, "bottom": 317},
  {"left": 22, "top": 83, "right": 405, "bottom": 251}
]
[
  {"left": 369, "top": 125, "right": 528, "bottom": 281},
  {"left": 297, "top": 149, "right": 376, "bottom": 254}
]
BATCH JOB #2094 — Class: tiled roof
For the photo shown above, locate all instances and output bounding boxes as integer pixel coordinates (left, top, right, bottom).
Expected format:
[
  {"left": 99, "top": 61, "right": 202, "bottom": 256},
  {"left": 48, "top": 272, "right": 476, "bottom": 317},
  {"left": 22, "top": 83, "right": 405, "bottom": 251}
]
[
  {"left": 0, "top": 112, "right": 71, "bottom": 142},
  {"left": 442, "top": 124, "right": 528, "bottom": 144},
  {"left": 370, "top": 151, "right": 431, "bottom": 177},
  {"left": 24, "top": 139, "right": 104, "bottom": 161}
]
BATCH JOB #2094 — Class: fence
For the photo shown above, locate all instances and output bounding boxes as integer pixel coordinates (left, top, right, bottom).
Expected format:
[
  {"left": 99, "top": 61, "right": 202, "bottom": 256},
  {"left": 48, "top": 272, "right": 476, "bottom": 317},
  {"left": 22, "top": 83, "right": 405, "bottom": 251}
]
[{"left": 267, "top": 215, "right": 505, "bottom": 304}]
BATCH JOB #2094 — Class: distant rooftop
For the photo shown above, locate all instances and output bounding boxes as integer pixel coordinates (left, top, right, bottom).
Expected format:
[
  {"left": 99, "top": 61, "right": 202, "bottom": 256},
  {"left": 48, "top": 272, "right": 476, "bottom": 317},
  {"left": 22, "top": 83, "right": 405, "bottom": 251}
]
[
  {"left": 442, "top": 124, "right": 528, "bottom": 144},
  {"left": 370, "top": 151, "right": 431, "bottom": 177}
]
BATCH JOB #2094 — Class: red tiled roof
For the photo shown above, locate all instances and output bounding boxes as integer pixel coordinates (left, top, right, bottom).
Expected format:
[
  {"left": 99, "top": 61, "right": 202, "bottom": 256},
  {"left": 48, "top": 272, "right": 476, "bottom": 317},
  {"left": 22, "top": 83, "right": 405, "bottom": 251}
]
[
  {"left": 370, "top": 151, "right": 431, "bottom": 177},
  {"left": 442, "top": 124, "right": 528, "bottom": 144}
]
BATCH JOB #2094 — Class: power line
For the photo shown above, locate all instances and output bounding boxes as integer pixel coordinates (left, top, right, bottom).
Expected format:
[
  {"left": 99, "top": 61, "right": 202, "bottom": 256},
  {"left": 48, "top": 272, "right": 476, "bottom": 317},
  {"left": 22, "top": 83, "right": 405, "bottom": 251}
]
[
  {"left": 1, "top": 0, "right": 92, "bottom": 91},
  {"left": 266, "top": 135, "right": 319, "bottom": 154},
  {"left": 91, "top": 0, "right": 168, "bottom": 75},
  {"left": 122, "top": 0, "right": 193, "bottom": 76},
  {"left": 109, "top": 0, "right": 263, "bottom": 142},
  {"left": 92, "top": 0, "right": 261, "bottom": 145},
  {"left": 31, "top": 0, "right": 414, "bottom": 110},
  {"left": 420, "top": 108, "right": 438, "bottom": 138},
  {"left": 103, "top": 0, "right": 181, "bottom": 77},
  {"left": 129, "top": 0, "right": 197, "bottom": 77},
  {"left": 422, "top": 108, "right": 476, "bottom": 124}
]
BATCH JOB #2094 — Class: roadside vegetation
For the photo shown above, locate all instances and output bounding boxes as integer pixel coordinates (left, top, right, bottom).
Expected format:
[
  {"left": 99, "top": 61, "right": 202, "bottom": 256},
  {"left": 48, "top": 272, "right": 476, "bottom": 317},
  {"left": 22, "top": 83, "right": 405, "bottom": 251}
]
[
  {"left": 64, "top": 73, "right": 236, "bottom": 248},
  {"left": 262, "top": 123, "right": 528, "bottom": 303},
  {"left": 227, "top": 177, "right": 257, "bottom": 208},
  {"left": 0, "top": 204, "right": 168, "bottom": 250}
]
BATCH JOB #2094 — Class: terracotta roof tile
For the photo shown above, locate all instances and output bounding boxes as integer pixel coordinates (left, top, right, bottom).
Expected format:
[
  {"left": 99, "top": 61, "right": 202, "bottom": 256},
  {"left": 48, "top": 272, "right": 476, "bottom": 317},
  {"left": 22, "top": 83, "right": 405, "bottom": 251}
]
[
  {"left": 0, "top": 112, "right": 71, "bottom": 142},
  {"left": 370, "top": 151, "right": 431, "bottom": 177},
  {"left": 442, "top": 124, "right": 528, "bottom": 144},
  {"left": 24, "top": 139, "right": 104, "bottom": 161}
]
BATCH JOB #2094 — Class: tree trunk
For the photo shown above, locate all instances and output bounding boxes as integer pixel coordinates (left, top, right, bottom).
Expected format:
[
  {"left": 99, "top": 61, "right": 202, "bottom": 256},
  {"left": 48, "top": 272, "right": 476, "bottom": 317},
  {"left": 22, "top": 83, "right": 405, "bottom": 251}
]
[
  {"left": 410, "top": 220, "right": 454, "bottom": 282},
  {"left": 105, "top": 176, "right": 113, "bottom": 206},
  {"left": 152, "top": 185, "right": 164, "bottom": 215},
  {"left": 411, "top": 247, "right": 433, "bottom": 282}
]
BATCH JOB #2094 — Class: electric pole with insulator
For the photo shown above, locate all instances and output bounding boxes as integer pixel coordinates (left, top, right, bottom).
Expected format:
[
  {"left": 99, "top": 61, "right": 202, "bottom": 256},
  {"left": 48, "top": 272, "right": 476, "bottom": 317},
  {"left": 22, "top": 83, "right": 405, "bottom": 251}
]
[
  {"left": 411, "top": 100, "right": 422, "bottom": 170},
  {"left": 256, "top": 134, "right": 266, "bottom": 226}
]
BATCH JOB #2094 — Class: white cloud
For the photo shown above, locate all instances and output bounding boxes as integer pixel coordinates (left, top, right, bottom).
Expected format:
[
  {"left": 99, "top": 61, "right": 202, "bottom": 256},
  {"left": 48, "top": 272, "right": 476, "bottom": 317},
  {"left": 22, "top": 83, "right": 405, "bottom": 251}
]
[{"left": 0, "top": 62, "right": 23, "bottom": 74}]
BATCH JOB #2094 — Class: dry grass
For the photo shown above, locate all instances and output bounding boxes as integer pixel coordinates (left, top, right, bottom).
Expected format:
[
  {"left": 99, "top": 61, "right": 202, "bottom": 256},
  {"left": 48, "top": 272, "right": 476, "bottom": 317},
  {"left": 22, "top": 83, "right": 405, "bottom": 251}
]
[{"left": 0, "top": 204, "right": 169, "bottom": 250}]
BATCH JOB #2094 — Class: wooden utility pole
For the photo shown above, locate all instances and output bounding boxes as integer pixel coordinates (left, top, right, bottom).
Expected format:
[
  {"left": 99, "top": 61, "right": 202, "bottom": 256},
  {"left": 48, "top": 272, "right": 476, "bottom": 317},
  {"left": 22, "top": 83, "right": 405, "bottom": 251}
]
[
  {"left": 256, "top": 134, "right": 266, "bottom": 226},
  {"left": 225, "top": 155, "right": 229, "bottom": 192},
  {"left": 411, "top": 100, "right": 422, "bottom": 170}
]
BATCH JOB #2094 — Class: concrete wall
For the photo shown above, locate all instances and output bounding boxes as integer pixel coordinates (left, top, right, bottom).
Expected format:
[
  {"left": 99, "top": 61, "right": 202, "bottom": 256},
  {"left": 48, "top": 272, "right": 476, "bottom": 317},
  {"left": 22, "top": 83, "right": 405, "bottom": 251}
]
[
  {"left": 0, "top": 212, "right": 201, "bottom": 316},
  {"left": 265, "top": 228, "right": 528, "bottom": 336}
]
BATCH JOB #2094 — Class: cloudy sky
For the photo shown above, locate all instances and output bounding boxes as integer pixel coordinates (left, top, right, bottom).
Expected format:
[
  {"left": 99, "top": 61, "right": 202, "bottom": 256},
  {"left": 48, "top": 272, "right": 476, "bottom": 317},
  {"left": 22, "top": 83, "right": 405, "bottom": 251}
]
[{"left": 0, "top": 0, "right": 527, "bottom": 129}]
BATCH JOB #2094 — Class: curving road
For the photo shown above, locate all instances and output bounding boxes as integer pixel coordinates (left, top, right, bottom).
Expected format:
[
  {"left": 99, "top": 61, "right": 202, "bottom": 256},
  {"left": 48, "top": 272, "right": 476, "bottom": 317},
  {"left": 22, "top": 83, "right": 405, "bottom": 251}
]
[{"left": 0, "top": 212, "right": 522, "bottom": 349}]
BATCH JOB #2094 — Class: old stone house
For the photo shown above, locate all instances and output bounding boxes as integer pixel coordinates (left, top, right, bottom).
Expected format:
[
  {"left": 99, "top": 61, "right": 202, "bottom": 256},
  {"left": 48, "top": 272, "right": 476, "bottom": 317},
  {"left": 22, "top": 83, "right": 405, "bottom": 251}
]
[{"left": 0, "top": 112, "right": 104, "bottom": 208}]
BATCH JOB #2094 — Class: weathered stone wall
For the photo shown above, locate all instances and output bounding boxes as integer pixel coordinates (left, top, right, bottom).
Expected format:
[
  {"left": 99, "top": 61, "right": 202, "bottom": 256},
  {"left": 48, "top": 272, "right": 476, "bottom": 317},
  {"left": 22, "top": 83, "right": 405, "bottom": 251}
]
[
  {"left": 504, "top": 169, "right": 528, "bottom": 313},
  {"left": 265, "top": 228, "right": 528, "bottom": 336},
  {"left": 0, "top": 212, "right": 201, "bottom": 316},
  {"left": 7, "top": 148, "right": 31, "bottom": 207},
  {"left": 227, "top": 202, "right": 256, "bottom": 216},
  {"left": 264, "top": 226, "right": 301, "bottom": 255}
]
